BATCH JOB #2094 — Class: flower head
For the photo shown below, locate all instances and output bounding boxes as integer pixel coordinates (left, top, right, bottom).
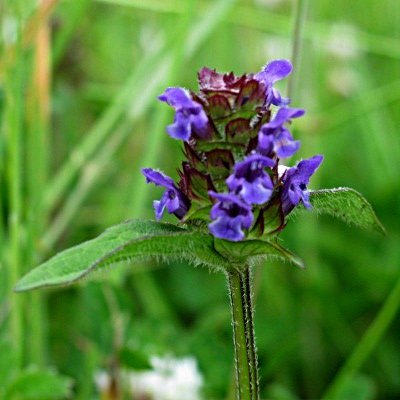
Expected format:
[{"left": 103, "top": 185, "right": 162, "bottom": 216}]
[
  {"left": 158, "top": 87, "right": 209, "bottom": 141},
  {"left": 208, "top": 192, "right": 253, "bottom": 242},
  {"left": 281, "top": 155, "right": 324, "bottom": 215},
  {"left": 144, "top": 60, "right": 323, "bottom": 242},
  {"left": 141, "top": 168, "right": 190, "bottom": 220}
]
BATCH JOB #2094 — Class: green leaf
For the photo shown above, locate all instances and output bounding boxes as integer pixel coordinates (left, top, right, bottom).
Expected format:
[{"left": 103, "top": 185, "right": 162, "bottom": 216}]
[
  {"left": 118, "top": 346, "right": 152, "bottom": 370},
  {"left": 307, "top": 188, "right": 386, "bottom": 235},
  {"left": 214, "top": 238, "right": 305, "bottom": 269},
  {"left": 15, "top": 220, "right": 230, "bottom": 292},
  {"left": 5, "top": 367, "right": 73, "bottom": 400}
]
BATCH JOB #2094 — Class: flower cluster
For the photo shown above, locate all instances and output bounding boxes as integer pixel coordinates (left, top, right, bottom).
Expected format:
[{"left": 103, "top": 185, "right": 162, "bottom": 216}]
[{"left": 142, "top": 60, "right": 323, "bottom": 241}]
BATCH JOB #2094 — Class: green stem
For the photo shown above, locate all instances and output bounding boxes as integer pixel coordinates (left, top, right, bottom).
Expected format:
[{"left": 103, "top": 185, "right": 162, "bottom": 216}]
[
  {"left": 25, "top": 0, "right": 52, "bottom": 365},
  {"left": 243, "top": 267, "right": 258, "bottom": 391},
  {"left": 227, "top": 266, "right": 259, "bottom": 400},
  {"left": 5, "top": 10, "right": 25, "bottom": 368}
]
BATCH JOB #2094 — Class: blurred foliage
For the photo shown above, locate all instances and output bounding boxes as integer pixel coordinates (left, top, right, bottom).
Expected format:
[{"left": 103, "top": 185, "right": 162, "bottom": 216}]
[{"left": 1, "top": 0, "right": 399, "bottom": 398}]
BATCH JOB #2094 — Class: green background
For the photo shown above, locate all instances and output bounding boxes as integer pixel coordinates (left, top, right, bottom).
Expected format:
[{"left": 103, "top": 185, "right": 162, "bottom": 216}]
[{"left": 1, "top": 0, "right": 399, "bottom": 398}]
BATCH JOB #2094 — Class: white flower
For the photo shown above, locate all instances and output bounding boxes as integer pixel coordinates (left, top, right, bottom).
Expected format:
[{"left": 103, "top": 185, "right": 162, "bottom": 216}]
[
  {"left": 129, "top": 355, "right": 203, "bottom": 400},
  {"left": 94, "top": 370, "right": 111, "bottom": 392}
]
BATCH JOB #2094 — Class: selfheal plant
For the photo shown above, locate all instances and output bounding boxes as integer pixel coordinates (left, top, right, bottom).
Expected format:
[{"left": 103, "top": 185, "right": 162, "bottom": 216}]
[
  {"left": 143, "top": 60, "right": 324, "bottom": 245},
  {"left": 15, "top": 60, "right": 385, "bottom": 400}
]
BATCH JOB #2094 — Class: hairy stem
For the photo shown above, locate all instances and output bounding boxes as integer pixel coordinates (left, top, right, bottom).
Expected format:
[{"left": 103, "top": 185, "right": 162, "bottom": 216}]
[
  {"left": 227, "top": 266, "right": 259, "bottom": 400},
  {"left": 243, "top": 267, "right": 259, "bottom": 392}
]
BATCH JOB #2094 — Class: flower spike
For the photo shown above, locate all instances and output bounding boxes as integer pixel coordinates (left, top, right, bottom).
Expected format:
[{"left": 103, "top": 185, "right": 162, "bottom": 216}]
[{"left": 145, "top": 60, "right": 324, "bottom": 241}]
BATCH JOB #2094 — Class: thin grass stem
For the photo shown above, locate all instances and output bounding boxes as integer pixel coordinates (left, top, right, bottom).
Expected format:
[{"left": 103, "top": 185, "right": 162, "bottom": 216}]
[
  {"left": 287, "top": 0, "right": 308, "bottom": 100},
  {"left": 25, "top": 0, "right": 53, "bottom": 365},
  {"left": 322, "top": 274, "right": 400, "bottom": 399},
  {"left": 5, "top": 15, "right": 25, "bottom": 368}
]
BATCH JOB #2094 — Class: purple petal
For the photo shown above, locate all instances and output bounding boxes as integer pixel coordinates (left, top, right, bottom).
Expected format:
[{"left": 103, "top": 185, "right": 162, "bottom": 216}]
[
  {"left": 158, "top": 87, "right": 208, "bottom": 141},
  {"left": 141, "top": 168, "right": 175, "bottom": 189},
  {"left": 209, "top": 192, "right": 253, "bottom": 224},
  {"left": 274, "top": 128, "right": 301, "bottom": 158},
  {"left": 158, "top": 87, "right": 193, "bottom": 108},
  {"left": 256, "top": 59, "right": 293, "bottom": 83},
  {"left": 257, "top": 132, "right": 274, "bottom": 155},
  {"left": 226, "top": 154, "right": 275, "bottom": 205},
  {"left": 209, "top": 216, "right": 247, "bottom": 241},
  {"left": 166, "top": 112, "right": 192, "bottom": 141},
  {"left": 233, "top": 153, "right": 276, "bottom": 176},
  {"left": 238, "top": 178, "right": 273, "bottom": 205},
  {"left": 255, "top": 60, "right": 293, "bottom": 106},
  {"left": 281, "top": 155, "right": 324, "bottom": 215},
  {"left": 258, "top": 107, "right": 304, "bottom": 158},
  {"left": 172, "top": 111, "right": 207, "bottom": 141},
  {"left": 153, "top": 189, "right": 181, "bottom": 220},
  {"left": 142, "top": 168, "right": 190, "bottom": 220},
  {"left": 189, "top": 106, "right": 209, "bottom": 131},
  {"left": 271, "top": 88, "right": 290, "bottom": 107},
  {"left": 295, "top": 155, "right": 324, "bottom": 182},
  {"left": 208, "top": 192, "right": 253, "bottom": 241},
  {"left": 268, "top": 107, "right": 305, "bottom": 129}
]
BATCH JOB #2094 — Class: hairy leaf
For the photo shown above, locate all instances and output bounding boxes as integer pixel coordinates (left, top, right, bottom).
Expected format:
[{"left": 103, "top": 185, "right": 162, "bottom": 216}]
[
  {"left": 15, "top": 220, "right": 230, "bottom": 292},
  {"left": 214, "top": 238, "right": 305, "bottom": 269},
  {"left": 307, "top": 188, "right": 386, "bottom": 235}
]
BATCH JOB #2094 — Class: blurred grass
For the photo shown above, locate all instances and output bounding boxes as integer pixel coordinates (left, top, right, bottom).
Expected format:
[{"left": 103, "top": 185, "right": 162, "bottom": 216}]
[{"left": 1, "top": 0, "right": 399, "bottom": 398}]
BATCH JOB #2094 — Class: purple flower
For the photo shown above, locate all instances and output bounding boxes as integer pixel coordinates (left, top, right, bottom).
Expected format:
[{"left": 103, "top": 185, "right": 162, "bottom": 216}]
[
  {"left": 143, "top": 62, "right": 325, "bottom": 242},
  {"left": 226, "top": 153, "right": 276, "bottom": 205},
  {"left": 158, "top": 87, "right": 209, "bottom": 141},
  {"left": 258, "top": 107, "right": 303, "bottom": 158},
  {"left": 141, "top": 168, "right": 190, "bottom": 220},
  {"left": 208, "top": 192, "right": 254, "bottom": 241},
  {"left": 281, "top": 155, "right": 324, "bottom": 215},
  {"left": 255, "top": 59, "right": 292, "bottom": 106}
]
